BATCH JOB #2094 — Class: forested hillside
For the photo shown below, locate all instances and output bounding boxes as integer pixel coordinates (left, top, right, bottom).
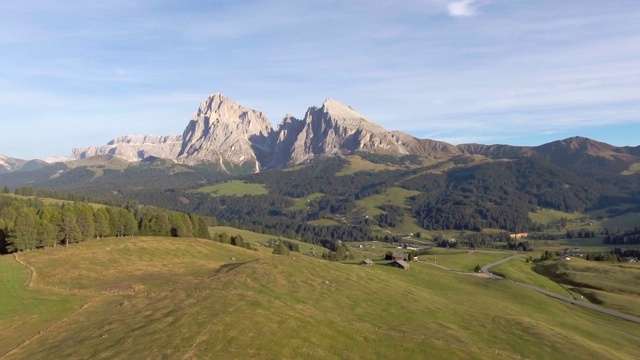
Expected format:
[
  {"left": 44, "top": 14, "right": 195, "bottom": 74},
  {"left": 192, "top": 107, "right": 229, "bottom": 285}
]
[
  {"left": 2, "top": 152, "right": 639, "bottom": 245},
  {"left": 0, "top": 194, "right": 210, "bottom": 254}
]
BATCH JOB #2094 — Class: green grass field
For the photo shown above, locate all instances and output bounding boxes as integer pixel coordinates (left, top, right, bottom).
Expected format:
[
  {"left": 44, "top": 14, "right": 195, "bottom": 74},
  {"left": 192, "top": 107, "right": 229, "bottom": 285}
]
[
  {"left": 2, "top": 237, "right": 639, "bottom": 359},
  {"left": 0, "top": 256, "right": 82, "bottom": 356},
  {"left": 621, "top": 162, "right": 640, "bottom": 175},
  {"left": 420, "top": 249, "right": 515, "bottom": 272},
  {"left": 209, "top": 226, "right": 327, "bottom": 256},
  {"left": 197, "top": 180, "right": 268, "bottom": 196},
  {"left": 336, "top": 155, "right": 401, "bottom": 175},
  {"left": 490, "top": 256, "right": 572, "bottom": 297},
  {"left": 288, "top": 192, "right": 325, "bottom": 211},
  {"left": 307, "top": 218, "right": 342, "bottom": 226},
  {"left": 528, "top": 209, "right": 584, "bottom": 225}
]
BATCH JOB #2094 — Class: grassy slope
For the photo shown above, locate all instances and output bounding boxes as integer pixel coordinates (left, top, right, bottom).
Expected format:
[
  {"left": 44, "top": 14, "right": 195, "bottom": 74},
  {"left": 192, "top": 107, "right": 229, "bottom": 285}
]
[
  {"left": 288, "top": 192, "right": 325, "bottom": 211},
  {"left": 621, "top": 162, "right": 640, "bottom": 175},
  {"left": 490, "top": 256, "right": 572, "bottom": 297},
  {"left": 354, "top": 186, "right": 424, "bottom": 234},
  {"left": 493, "top": 256, "right": 640, "bottom": 318},
  {"left": 420, "top": 249, "right": 514, "bottom": 272},
  {"left": 0, "top": 256, "right": 82, "bottom": 356},
  {"left": 209, "top": 226, "right": 327, "bottom": 256},
  {"left": 528, "top": 209, "right": 583, "bottom": 225},
  {"left": 197, "top": 180, "right": 268, "bottom": 196},
  {"left": 2, "top": 237, "right": 639, "bottom": 359}
]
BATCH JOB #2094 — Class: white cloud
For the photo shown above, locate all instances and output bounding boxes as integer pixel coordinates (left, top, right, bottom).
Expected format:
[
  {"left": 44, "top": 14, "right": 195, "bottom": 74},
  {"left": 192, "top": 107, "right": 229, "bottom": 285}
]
[{"left": 447, "top": 0, "right": 485, "bottom": 17}]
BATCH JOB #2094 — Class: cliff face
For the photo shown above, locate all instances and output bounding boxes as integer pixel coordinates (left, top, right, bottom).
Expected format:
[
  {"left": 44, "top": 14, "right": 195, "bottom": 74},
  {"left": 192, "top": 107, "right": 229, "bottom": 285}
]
[
  {"left": 68, "top": 93, "right": 640, "bottom": 175},
  {"left": 71, "top": 94, "right": 459, "bottom": 171},
  {"left": 72, "top": 135, "right": 183, "bottom": 162},
  {"left": 176, "top": 93, "right": 273, "bottom": 172},
  {"left": 270, "top": 98, "right": 416, "bottom": 168}
]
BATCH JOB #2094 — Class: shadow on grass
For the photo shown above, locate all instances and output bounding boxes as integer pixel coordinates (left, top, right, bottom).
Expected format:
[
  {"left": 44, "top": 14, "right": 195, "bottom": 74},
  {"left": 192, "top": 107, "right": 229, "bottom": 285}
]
[{"left": 209, "top": 259, "right": 260, "bottom": 278}]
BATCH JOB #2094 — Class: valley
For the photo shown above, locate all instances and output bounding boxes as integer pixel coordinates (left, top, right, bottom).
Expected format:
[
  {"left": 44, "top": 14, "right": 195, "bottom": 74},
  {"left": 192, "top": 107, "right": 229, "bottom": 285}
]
[{"left": 1, "top": 93, "right": 639, "bottom": 359}]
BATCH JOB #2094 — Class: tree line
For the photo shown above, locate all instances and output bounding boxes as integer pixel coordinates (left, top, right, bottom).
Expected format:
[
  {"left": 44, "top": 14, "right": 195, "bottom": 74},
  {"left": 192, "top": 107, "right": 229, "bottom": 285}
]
[{"left": 0, "top": 195, "right": 210, "bottom": 254}]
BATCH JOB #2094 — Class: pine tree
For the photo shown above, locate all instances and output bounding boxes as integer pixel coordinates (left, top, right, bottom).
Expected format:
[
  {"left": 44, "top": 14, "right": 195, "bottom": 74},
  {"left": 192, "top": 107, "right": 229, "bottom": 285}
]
[
  {"left": 9, "top": 207, "right": 38, "bottom": 252},
  {"left": 94, "top": 208, "right": 110, "bottom": 238},
  {"left": 59, "top": 211, "right": 81, "bottom": 247},
  {"left": 75, "top": 206, "right": 95, "bottom": 241}
]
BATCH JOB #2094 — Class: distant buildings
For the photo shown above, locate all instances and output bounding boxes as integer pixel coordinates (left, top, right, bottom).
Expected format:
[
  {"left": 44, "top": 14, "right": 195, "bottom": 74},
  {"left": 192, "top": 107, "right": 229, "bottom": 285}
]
[{"left": 387, "top": 259, "right": 410, "bottom": 270}]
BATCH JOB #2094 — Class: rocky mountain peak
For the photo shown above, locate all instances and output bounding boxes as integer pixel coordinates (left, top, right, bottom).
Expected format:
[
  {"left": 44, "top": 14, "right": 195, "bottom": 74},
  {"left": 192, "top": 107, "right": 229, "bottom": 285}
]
[
  {"left": 320, "top": 98, "right": 387, "bottom": 134},
  {"left": 177, "top": 93, "right": 274, "bottom": 172}
]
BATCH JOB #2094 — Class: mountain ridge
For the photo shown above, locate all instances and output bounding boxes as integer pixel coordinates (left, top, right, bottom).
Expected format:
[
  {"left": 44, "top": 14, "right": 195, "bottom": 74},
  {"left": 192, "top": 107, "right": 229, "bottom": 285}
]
[{"left": 9, "top": 93, "right": 640, "bottom": 175}]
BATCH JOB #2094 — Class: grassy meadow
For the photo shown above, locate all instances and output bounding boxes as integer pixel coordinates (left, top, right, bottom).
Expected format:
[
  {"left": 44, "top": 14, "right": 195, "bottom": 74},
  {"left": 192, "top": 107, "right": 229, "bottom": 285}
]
[
  {"left": 1, "top": 235, "right": 639, "bottom": 359},
  {"left": 197, "top": 180, "right": 268, "bottom": 196}
]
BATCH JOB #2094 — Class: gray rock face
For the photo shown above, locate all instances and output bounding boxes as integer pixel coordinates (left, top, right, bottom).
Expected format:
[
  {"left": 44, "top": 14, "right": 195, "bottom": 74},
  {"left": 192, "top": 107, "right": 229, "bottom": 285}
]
[
  {"left": 177, "top": 93, "right": 273, "bottom": 173},
  {"left": 68, "top": 93, "right": 464, "bottom": 172},
  {"left": 268, "top": 99, "right": 415, "bottom": 168},
  {"left": 72, "top": 135, "right": 183, "bottom": 162}
]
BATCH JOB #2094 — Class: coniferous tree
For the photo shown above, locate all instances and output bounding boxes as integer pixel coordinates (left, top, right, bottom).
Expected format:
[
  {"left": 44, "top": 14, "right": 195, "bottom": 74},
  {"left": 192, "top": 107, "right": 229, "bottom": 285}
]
[
  {"left": 94, "top": 208, "right": 110, "bottom": 238},
  {"left": 9, "top": 207, "right": 38, "bottom": 252},
  {"left": 59, "top": 211, "right": 81, "bottom": 247}
]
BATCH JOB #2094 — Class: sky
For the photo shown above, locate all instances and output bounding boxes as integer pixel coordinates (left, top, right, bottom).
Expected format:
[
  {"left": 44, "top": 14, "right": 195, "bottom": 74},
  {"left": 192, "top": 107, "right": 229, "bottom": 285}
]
[{"left": 1, "top": 0, "right": 640, "bottom": 159}]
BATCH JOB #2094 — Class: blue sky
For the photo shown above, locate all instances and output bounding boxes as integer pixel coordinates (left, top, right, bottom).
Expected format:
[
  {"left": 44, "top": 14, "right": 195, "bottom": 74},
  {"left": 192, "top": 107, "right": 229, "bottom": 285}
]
[{"left": 1, "top": 0, "right": 639, "bottom": 159}]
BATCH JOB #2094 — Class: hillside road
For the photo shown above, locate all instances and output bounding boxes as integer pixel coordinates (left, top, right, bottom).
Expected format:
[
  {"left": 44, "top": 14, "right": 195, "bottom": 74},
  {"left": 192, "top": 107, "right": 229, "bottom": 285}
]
[{"left": 482, "top": 254, "right": 640, "bottom": 324}]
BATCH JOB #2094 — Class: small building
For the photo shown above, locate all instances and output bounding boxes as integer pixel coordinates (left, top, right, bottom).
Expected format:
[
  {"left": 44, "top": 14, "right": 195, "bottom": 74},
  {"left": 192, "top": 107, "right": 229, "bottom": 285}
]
[
  {"left": 360, "top": 259, "right": 374, "bottom": 266},
  {"left": 387, "top": 259, "right": 410, "bottom": 270},
  {"left": 509, "top": 233, "right": 529, "bottom": 239},
  {"left": 624, "top": 257, "right": 639, "bottom": 263}
]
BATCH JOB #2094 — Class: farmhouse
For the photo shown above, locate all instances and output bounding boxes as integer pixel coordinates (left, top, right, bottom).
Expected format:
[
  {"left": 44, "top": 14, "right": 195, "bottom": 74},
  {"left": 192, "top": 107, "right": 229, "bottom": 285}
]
[
  {"left": 387, "top": 259, "right": 410, "bottom": 270},
  {"left": 360, "top": 259, "right": 373, "bottom": 266}
]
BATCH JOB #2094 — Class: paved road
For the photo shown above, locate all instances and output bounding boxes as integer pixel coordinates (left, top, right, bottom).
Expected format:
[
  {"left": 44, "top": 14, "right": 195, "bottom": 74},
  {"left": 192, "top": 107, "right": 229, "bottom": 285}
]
[
  {"left": 480, "top": 253, "right": 521, "bottom": 278},
  {"left": 482, "top": 254, "right": 640, "bottom": 324}
]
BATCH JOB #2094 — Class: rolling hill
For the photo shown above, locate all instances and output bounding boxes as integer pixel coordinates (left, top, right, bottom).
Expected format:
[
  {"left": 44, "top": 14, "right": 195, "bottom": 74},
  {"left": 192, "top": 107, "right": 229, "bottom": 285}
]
[{"left": 2, "top": 236, "right": 639, "bottom": 359}]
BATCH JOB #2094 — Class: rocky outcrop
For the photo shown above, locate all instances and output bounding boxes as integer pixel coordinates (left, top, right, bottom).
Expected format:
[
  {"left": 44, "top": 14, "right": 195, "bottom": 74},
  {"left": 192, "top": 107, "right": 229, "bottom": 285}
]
[
  {"left": 68, "top": 94, "right": 469, "bottom": 171},
  {"left": 177, "top": 93, "right": 273, "bottom": 172},
  {"left": 269, "top": 98, "right": 414, "bottom": 167},
  {"left": 72, "top": 135, "right": 183, "bottom": 162}
]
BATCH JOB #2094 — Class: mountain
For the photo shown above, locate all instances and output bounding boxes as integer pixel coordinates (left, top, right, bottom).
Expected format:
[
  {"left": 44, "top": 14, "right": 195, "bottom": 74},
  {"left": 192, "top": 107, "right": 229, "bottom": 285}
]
[
  {"left": 0, "top": 154, "right": 48, "bottom": 174},
  {"left": 73, "top": 135, "right": 183, "bottom": 162},
  {"left": 177, "top": 93, "right": 272, "bottom": 172},
  {"left": 18, "top": 93, "right": 640, "bottom": 176}
]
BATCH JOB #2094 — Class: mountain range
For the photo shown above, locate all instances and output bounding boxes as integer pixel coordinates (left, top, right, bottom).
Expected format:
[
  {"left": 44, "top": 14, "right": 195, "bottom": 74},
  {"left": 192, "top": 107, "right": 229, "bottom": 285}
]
[
  {"left": 2, "top": 93, "right": 640, "bottom": 176},
  {"left": 67, "top": 93, "right": 640, "bottom": 174}
]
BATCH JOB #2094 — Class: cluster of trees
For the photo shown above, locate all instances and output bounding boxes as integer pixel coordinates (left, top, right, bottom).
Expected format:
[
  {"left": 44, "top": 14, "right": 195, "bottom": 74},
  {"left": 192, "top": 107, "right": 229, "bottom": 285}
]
[
  {"left": 432, "top": 233, "right": 533, "bottom": 251},
  {"left": 565, "top": 229, "right": 598, "bottom": 239},
  {"left": 210, "top": 232, "right": 255, "bottom": 250},
  {"left": 0, "top": 195, "right": 210, "bottom": 253},
  {"left": 374, "top": 204, "right": 404, "bottom": 228},
  {"left": 602, "top": 235, "right": 640, "bottom": 245},
  {"left": 320, "top": 241, "right": 352, "bottom": 261},
  {"left": 267, "top": 238, "right": 300, "bottom": 253}
]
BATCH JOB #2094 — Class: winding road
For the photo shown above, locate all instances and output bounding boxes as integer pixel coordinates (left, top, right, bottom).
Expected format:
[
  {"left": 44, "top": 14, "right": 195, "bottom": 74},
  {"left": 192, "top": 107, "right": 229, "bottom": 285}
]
[{"left": 482, "top": 254, "right": 640, "bottom": 324}]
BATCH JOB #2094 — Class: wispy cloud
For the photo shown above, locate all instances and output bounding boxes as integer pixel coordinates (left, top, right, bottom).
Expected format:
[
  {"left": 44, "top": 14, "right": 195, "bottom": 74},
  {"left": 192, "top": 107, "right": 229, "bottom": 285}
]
[{"left": 447, "top": 0, "right": 487, "bottom": 17}]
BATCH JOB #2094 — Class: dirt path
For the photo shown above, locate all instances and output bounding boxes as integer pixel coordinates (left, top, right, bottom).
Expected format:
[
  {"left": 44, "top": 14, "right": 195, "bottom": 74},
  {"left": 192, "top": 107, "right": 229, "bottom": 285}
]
[
  {"left": 13, "top": 253, "right": 36, "bottom": 287},
  {"left": 482, "top": 254, "right": 640, "bottom": 324}
]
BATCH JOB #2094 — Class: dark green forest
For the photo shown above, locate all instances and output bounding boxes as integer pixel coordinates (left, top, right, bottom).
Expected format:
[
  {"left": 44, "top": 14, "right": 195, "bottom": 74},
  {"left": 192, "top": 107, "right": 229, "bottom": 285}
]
[
  {"left": 2, "top": 154, "right": 640, "bottom": 245},
  {"left": 0, "top": 194, "right": 210, "bottom": 254}
]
